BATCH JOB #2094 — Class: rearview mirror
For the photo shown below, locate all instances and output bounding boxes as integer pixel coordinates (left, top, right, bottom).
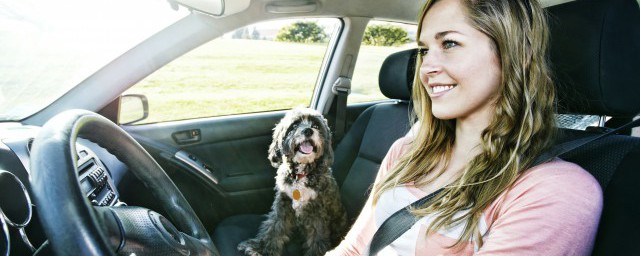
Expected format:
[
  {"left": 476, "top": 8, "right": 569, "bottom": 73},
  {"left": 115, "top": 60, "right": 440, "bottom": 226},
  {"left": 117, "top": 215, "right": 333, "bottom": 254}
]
[
  {"left": 171, "top": 0, "right": 250, "bottom": 16},
  {"left": 120, "top": 94, "right": 149, "bottom": 125}
]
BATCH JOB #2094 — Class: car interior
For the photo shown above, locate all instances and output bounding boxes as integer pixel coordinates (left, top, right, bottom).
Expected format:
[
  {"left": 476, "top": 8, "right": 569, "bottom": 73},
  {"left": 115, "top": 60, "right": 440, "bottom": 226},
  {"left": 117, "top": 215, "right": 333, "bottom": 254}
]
[
  {"left": 0, "top": 0, "right": 638, "bottom": 255},
  {"left": 212, "top": 0, "right": 640, "bottom": 255}
]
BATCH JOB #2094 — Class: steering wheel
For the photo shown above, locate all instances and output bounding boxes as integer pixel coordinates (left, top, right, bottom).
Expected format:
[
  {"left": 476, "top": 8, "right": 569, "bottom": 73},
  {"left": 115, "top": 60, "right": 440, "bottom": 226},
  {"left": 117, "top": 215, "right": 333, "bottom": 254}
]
[{"left": 30, "top": 110, "right": 219, "bottom": 255}]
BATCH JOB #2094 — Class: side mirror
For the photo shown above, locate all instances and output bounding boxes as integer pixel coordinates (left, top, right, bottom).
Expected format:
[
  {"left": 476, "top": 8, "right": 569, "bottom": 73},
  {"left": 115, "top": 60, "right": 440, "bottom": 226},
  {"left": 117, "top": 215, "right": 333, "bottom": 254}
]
[{"left": 119, "top": 94, "right": 149, "bottom": 125}]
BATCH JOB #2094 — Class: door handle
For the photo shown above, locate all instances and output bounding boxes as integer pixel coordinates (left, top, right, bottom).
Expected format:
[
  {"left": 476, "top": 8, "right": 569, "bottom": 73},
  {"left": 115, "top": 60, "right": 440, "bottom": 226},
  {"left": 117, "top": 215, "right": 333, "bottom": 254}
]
[{"left": 172, "top": 129, "right": 201, "bottom": 144}]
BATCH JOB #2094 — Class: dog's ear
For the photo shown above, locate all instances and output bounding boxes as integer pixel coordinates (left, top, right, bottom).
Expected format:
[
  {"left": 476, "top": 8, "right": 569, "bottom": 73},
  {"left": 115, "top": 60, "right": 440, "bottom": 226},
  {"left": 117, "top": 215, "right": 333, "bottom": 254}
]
[
  {"left": 268, "top": 117, "right": 287, "bottom": 168},
  {"left": 321, "top": 116, "right": 334, "bottom": 168}
]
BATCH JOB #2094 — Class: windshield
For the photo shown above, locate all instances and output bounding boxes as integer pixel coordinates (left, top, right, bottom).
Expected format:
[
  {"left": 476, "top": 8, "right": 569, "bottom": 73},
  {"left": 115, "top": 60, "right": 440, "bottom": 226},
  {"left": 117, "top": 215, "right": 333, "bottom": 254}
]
[{"left": 0, "top": 0, "right": 187, "bottom": 121}]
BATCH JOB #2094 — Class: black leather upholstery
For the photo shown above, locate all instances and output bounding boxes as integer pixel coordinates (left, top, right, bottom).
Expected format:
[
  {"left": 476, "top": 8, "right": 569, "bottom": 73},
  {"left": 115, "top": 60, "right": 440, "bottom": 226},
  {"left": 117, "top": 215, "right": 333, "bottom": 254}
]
[
  {"left": 332, "top": 48, "right": 416, "bottom": 221},
  {"left": 547, "top": 0, "right": 640, "bottom": 255},
  {"left": 212, "top": 215, "right": 264, "bottom": 256},
  {"left": 549, "top": 0, "right": 640, "bottom": 117},
  {"left": 378, "top": 48, "right": 418, "bottom": 101},
  {"left": 211, "top": 49, "right": 417, "bottom": 254},
  {"left": 333, "top": 102, "right": 411, "bottom": 221}
]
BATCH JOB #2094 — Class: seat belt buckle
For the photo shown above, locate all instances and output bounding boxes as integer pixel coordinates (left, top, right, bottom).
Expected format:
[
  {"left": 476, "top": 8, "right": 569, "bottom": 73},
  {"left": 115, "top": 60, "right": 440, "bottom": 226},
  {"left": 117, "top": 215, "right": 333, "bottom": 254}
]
[{"left": 332, "top": 77, "right": 352, "bottom": 95}]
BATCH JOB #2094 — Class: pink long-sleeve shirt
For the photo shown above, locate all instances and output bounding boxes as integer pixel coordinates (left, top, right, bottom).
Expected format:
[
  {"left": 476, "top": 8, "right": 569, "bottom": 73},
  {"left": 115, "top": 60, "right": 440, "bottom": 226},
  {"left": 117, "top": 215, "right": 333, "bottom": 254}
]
[{"left": 328, "top": 135, "right": 603, "bottom": 255}]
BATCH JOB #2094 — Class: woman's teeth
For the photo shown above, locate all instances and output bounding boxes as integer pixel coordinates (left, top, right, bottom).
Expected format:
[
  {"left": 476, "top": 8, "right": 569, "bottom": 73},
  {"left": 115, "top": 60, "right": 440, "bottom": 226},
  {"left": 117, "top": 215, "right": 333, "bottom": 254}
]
[{"left": 432, "top": 85, "right": 456, "bottom": 93}]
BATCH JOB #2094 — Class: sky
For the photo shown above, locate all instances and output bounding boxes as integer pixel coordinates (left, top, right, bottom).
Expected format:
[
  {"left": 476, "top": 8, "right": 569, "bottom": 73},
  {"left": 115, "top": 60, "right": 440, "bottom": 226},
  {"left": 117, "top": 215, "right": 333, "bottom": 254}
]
[{"left": 0, "top": 0, "right": 187, "bottom": 120}]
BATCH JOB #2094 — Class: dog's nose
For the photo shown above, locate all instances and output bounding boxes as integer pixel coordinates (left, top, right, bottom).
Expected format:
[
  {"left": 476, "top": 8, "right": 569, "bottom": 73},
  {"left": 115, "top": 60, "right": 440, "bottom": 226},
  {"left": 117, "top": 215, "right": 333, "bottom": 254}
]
[{"left": 303, "top": 128, "right": 313, "bottom": 137}]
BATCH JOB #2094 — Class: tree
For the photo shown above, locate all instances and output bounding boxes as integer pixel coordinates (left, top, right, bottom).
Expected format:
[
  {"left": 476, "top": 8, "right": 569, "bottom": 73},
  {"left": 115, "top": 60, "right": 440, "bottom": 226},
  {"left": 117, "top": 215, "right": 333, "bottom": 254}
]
[
  {"left": 231, "top": 27, "right": 247, "bottom": 39},
  {"left": 275, "top": 21, "right": 326, "bottom": 43},
  {"left": 231, "top": 27, "right": 260, "bottom": 40},
  {"left": 251, "top": 28, "right": 261, "bottom": 40},
  {"left": 362, "top": 24, "right": 410, "bottom": 46}
]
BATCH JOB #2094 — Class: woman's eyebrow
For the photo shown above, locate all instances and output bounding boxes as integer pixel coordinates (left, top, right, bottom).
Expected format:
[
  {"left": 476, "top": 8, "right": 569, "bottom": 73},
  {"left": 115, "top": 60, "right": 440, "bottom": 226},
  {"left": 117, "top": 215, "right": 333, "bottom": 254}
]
[
  {"left": 435, "top": 30, "right": 462, "bottom": 40},
  {"left": 418, "top": 30, "right": 463, "bottom": 46}
]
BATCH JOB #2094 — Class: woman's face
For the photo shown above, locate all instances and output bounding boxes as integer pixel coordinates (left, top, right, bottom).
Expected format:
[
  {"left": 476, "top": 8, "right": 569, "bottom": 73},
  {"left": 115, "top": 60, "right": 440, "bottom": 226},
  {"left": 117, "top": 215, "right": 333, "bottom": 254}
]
[{"left": 419, "top": 0, "right": 501, "bottom": 123}]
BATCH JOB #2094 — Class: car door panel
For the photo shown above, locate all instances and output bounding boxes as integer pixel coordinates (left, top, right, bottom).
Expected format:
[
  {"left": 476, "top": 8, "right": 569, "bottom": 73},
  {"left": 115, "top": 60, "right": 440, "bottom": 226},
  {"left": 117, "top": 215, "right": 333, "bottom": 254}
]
[{"left": 122, "top": 111, "right": 286, "bottom": 227}]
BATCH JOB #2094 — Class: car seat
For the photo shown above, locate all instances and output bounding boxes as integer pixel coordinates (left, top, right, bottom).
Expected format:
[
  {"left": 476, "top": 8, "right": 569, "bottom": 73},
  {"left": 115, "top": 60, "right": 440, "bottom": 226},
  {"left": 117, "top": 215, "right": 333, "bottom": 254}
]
[{"left": 546, "top": 0, "right": 640, "bottom": 255}]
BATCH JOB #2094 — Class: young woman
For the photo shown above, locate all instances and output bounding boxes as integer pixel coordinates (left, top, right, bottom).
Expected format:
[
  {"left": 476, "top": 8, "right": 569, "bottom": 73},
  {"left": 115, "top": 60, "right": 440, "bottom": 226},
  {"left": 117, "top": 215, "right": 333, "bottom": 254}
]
[{"left": 328, "top": 0, "right": 602, "bottom": 255}]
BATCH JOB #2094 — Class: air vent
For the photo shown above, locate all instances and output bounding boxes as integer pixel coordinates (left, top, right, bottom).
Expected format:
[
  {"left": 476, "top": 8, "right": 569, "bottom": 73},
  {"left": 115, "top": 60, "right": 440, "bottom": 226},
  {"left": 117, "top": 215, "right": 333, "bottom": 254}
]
[{"left": 78, "top": 158, "right": 96, "bottom": 176}]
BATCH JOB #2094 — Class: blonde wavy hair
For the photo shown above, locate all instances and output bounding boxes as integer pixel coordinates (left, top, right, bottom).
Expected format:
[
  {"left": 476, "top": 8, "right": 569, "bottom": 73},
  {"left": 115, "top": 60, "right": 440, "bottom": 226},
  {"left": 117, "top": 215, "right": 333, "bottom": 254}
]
[{"left": 372, "top": 0, "right": 557, "bottom": 247}]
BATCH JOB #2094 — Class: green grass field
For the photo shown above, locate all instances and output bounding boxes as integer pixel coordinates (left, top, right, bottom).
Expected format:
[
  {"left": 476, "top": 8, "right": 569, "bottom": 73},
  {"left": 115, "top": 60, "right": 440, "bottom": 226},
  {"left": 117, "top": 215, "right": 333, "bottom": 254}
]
[{"left": 123, "top": 39, "right": 413, "bottom": 124}]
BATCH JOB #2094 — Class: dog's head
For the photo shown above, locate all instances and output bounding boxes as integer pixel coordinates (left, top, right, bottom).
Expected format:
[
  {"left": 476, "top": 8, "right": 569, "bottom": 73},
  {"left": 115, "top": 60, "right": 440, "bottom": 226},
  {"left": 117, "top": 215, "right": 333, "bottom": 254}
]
[{"left": 268, "top": 108, "right": 333, "bottom": 169}]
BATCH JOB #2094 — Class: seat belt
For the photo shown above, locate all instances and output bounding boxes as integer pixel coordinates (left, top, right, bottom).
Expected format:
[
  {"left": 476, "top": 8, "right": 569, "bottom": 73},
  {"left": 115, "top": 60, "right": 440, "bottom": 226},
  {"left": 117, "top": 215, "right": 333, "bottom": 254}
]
[
  {"left": 533, "top": 117, "right": 640, "bottom": 166},
  {"left": 367, "top": 187, "right": 444, "bottom": 255},
  {"left": 332, "top": 77, "right": 351, "bottom": 143},
  {"left": 367, "top": 117, "right": 640, "bottom": 255}
]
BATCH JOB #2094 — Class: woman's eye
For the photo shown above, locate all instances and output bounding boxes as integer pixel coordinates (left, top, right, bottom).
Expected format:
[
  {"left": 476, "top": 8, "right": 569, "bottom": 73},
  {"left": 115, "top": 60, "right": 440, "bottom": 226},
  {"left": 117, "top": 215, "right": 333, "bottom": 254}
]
[
  {"left": 443, "top": 40, "right": 458, "bottom": 49},
  {"left": 418, "top": 48, "right": 429, "bottom": 56}
]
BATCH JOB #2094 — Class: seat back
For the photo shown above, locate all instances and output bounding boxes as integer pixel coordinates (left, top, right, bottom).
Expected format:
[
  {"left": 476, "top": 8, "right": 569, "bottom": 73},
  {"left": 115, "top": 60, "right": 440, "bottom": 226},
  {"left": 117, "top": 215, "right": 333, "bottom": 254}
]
[
  {"left": 547, "top": 0, "right": 640, "bottom": 255},
  {"left": 332, "top": 49, "right": 417, "bottom": 221}
]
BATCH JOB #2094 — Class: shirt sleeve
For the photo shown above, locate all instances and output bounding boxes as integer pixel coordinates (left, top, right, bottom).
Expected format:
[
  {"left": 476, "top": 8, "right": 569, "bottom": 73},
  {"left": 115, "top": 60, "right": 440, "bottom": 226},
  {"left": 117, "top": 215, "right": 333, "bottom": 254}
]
[
  {"left": 326, "top": 136, "right": 413, "bottom": 256},
  {"left": 477, "top": 160, "right": 603, "bottom": 256}
]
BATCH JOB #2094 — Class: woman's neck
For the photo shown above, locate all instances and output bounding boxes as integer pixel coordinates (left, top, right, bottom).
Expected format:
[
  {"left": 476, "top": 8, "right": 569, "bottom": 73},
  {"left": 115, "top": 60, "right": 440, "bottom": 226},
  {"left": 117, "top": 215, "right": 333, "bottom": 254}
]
[
  {"left": 417, "top": 112, "right": 492, "bottom": 192},
  {"left": 454, "top": 114, "right": 489, "bottom": 158}
]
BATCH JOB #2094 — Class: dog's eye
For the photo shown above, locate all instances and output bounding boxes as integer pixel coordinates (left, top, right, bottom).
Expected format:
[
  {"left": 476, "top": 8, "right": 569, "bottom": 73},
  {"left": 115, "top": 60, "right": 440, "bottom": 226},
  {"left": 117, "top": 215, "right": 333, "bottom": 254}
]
[{"left": 312, "top": 124, "right": 319, "bottom": 129}]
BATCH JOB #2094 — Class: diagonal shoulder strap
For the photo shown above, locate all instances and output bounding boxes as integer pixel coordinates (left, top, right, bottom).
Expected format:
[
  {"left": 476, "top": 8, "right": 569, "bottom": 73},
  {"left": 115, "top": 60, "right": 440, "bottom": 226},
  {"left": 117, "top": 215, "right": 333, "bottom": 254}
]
[
  {"left": 367, "top": 118, "right": 640, "bottom": 255},
  {"left": 367, "top": 187, "right": 444, "bottom": 255},
  {"left": 531, "top": 118, "right": 640, "bottom": 166},
  {"left": 332, "top": 77, "right": 351, "bottom": 144}
]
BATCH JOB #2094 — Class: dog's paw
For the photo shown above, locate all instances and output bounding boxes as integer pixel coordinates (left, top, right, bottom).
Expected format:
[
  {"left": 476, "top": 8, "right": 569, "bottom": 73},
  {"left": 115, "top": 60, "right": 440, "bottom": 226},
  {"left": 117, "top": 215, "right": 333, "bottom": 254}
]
[{"left": 237, "top": 239, "right": 263, "bottom": 256}]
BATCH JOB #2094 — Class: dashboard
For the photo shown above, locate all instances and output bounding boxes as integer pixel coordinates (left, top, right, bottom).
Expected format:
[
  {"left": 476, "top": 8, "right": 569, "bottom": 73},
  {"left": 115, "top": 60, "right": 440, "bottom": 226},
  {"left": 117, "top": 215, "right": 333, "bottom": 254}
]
[
  {"left": 76, "top": 144, "right": 119, "bottom": 207},
  {"left": 0, "top": 124, "right": 129, "bottom": 255}
]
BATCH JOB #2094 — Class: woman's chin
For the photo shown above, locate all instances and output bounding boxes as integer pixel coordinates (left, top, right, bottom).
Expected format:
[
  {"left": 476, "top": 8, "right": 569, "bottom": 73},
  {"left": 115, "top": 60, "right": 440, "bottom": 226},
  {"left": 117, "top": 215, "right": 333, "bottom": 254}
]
[{"left": 431, "top": 108, "right": 457, "bottom": 120}]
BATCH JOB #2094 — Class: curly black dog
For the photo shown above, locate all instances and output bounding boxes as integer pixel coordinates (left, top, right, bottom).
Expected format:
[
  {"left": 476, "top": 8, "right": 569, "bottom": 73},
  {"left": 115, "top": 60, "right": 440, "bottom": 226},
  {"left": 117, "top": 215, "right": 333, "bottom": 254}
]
[{"left": 238, "top": 108, "right": 347, "bottom": 256}]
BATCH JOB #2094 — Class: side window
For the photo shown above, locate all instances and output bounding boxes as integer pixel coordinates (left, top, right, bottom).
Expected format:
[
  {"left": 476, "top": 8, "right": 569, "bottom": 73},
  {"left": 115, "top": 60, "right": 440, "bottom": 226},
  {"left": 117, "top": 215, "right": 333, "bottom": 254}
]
[
  {"left": 349, "top": 21, "right": 417, "bottom": 104},
  {"left": 120, "top": 18, "right": 340, "bottom": 124}
]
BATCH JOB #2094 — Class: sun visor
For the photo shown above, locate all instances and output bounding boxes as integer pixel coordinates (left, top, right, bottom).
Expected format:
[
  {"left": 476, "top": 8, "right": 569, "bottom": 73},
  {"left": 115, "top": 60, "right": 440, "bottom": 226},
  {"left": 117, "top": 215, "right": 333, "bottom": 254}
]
[
  {"left": 171, "top": 0, "right": 250, "bottom": 17},
  {"left": 266, "top": 1, "right": 319, "bottom": 14}
]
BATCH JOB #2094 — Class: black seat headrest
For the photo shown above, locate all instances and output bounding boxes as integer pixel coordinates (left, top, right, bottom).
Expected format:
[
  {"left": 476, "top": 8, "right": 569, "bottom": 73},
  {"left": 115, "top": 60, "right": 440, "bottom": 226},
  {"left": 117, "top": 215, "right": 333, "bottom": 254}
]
[
  {"left": 548, "top": 0, "right": 640, "bottom": 117},
  {"left": 378, "top": 48, "right": 418, "bottom": 101}
]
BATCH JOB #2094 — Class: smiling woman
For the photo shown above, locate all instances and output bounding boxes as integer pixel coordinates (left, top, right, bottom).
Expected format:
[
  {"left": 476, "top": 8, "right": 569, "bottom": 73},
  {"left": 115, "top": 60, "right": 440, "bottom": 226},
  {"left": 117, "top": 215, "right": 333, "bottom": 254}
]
[
  {"left": 0, "top": 0, "right": 187, "bottom": 121},
  {"left": 329, "top": 0, "right": 604, "bottom": 254}
]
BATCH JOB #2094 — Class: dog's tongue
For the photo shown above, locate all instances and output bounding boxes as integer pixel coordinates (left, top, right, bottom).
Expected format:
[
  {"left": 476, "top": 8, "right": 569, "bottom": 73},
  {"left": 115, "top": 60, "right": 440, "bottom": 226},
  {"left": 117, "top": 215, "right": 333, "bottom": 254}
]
[{"left": 299, "top": 141, "right": 313, "bottom": 154}]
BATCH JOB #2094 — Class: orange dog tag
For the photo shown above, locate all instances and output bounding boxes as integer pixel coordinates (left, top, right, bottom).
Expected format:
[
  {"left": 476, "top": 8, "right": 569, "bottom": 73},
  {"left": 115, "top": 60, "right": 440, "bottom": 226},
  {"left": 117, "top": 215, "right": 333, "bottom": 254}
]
[{"left": 292, "top": 189, "right": 301, "bottom": 200}]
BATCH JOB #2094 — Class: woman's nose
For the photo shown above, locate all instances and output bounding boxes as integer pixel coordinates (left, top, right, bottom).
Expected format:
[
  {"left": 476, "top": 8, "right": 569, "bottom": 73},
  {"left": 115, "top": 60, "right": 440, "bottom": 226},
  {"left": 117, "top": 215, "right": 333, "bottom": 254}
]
[{"left": 420, "top": 51, "right": 442, "bottom": 76}]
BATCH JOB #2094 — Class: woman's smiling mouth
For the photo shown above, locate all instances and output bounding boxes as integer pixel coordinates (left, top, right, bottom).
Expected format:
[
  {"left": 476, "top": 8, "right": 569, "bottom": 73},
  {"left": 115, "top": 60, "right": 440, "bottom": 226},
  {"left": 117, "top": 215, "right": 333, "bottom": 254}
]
[{"left": 429, "top": 83, "right": 457, "bottom": 95}]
